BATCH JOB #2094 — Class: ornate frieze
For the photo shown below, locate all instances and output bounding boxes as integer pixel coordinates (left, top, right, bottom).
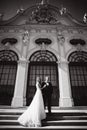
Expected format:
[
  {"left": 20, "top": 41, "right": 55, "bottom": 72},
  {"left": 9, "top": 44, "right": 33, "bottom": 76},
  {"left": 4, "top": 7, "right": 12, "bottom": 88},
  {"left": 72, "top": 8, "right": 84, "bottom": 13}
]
[{"left": 0, "top": 24, "right": 87, "bottom": 35}]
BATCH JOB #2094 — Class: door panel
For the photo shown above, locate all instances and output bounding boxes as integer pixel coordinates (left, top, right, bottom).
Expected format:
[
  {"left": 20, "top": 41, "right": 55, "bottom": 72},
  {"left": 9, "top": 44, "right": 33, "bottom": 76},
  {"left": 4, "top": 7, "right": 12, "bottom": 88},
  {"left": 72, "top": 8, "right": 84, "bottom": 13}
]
[
  {"left": 69, "top": 63, "right": 87, "bottom": 106},
  {"left": 0, "top": 62, "right": 17, "bottom": 105}
]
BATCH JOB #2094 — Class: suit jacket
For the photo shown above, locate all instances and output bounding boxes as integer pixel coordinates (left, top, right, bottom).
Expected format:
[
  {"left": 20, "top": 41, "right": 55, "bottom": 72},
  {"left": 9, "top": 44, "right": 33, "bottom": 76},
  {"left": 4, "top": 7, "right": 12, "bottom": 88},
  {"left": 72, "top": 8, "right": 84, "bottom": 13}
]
[{"left": 41, "top": 81, "right": 53, "bottom": 96}]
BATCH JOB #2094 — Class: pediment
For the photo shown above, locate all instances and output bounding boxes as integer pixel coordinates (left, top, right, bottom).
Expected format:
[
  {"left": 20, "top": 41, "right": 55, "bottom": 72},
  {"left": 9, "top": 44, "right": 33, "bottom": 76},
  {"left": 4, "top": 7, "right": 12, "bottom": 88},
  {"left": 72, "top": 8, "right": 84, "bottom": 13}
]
[{"left": 0, "top": 3, "right": 86, "bottom": 27}]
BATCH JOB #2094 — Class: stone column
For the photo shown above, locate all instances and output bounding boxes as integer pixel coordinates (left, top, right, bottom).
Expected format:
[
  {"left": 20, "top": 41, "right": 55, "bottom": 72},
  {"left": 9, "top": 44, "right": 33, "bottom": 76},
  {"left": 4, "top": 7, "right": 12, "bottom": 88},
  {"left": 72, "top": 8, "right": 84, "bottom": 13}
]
[
  {"left": 11, "top": 59, "right": 27, "bottom": 107},
  {"left": 21, "top": 30, "right": 30, "bottom": 106},
  {"left": 23, "top": 61, "right": 29, "bottom": 106},
  {"left": 57, "top": 33, "right": 73, "bottom": 107},
  {"left": 58, "top": 61, "right": 74, "bottom": 107},
  {"left": 11, "top": 30, "right": 30, "bottom": 107}
]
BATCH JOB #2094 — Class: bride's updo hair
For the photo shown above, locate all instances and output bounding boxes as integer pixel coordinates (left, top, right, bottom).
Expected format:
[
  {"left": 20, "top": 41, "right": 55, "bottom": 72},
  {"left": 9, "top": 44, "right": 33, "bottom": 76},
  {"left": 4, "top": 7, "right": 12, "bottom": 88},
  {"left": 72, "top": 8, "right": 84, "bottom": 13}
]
[{"left": 36, "top": 76, "right": 41, "bottom": 84}]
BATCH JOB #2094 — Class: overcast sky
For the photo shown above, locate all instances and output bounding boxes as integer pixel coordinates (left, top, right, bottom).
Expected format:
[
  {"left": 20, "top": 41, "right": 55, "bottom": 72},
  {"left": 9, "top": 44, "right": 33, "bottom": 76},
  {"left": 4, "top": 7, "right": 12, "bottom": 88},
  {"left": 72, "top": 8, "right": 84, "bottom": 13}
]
[{"left": 0, "top": 0, "right": 87, "bottom": 22}]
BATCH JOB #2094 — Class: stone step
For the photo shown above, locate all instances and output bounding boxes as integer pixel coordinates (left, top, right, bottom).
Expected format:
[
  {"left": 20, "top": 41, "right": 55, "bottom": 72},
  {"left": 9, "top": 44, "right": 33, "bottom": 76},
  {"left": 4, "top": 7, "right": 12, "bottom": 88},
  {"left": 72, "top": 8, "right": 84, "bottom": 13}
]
[
  {"left": 0, "top": 115, "right": 19, "bottom": 120},
  {"left": 0, "top": 114, "right": 87, "bottom": 121},
  {"left": 0, "top": 111, "right": 87, "bottom": 115},
  {"left": 0, "top": 125, "right": 87, "bottom": 130},
  {"left": 0, "top": 106, "right": 87, "bottom": 112},
  {"left": 0, "top": 119, "right": 87, "bottom": 126},
  {"left": 0, "top": 107, "right": 87, "bottom": 129},
  {"left": 42, "top": 120, "right": 87, "bottom": 126}
]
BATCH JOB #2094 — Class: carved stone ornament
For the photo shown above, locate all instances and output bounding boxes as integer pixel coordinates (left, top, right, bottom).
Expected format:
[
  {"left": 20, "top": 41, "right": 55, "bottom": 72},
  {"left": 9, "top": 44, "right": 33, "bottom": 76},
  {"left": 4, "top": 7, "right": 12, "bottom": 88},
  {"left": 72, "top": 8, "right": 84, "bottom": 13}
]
[
  {"left": 35, "top": 38, "right": 52, "bottom": 45},
  {"left": 59, "top": 6, "right": 67, "bottom": 15},
  {"left": 28, "top": 2, "right": 58, "bottom": 24},
  {"left": 35, "top": 38, "right": 52, "bottom": 51},
  {"left": 22, "top": 31, "right": 29, "bottom": 45},
  {"left": 83, "top": 13, "right": 87, "bottom": 24},
  {"left": 57, "top": 34, "right": 65, "bottom": 45}
]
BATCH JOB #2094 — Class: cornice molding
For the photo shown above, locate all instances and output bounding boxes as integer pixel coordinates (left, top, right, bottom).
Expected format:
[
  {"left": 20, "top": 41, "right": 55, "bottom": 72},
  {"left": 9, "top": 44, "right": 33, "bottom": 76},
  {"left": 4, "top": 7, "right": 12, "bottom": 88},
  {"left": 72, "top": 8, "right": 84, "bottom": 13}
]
[{"left": 0, "top": 25, "right": 87, "bottom": 34}]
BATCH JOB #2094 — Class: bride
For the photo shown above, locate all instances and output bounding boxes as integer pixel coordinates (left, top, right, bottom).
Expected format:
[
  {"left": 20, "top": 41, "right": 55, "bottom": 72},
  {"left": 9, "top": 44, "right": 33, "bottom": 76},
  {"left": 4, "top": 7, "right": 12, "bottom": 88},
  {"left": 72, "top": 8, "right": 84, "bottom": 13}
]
[{"left": 17, "top": 77, "right": 46, "bottom": 127}]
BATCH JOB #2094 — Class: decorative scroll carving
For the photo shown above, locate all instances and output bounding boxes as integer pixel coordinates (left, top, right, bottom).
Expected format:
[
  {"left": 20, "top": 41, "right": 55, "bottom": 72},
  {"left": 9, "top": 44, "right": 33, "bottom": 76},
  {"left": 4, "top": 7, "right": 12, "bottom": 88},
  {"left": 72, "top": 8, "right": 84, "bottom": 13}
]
[
  {"left": 83, "top": 13, "right": 87, "bottom": 24},
  {"left": 1, "top": 38, "right": 17, "bottom": 45},
  {"left": 70, "top": 39, "right": 86, "bottom": 46},
  {"left": 35, "top": 38, "right": 52, "bottom": 52},
  {"left": 59, "top": 6, "right": 67, "bottom": 15}
]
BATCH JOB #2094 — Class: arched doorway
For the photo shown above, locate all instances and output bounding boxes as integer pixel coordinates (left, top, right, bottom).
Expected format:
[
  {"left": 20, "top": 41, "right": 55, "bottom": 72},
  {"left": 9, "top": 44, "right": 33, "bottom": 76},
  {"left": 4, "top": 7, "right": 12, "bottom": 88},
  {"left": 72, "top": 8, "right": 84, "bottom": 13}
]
[
  {"left": 0, "top": 50, "right": 18, "bottom": 105},
  {"left": 68, "top": 51, "right": 87, "bottom": 106},
  {"left": 26, "top": 50, "right": 59, "bottom": 106}
]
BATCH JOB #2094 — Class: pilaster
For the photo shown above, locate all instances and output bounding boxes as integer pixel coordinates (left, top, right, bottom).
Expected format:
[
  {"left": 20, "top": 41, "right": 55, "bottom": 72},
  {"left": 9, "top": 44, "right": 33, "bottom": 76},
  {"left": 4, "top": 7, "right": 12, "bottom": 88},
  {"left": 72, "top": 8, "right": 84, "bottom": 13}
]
[
  {"left": 58, "top": 61, "right": 74, "bottom": 107},
  {"left": 11, "top": 58, "right": 28, "bottom": 107}
]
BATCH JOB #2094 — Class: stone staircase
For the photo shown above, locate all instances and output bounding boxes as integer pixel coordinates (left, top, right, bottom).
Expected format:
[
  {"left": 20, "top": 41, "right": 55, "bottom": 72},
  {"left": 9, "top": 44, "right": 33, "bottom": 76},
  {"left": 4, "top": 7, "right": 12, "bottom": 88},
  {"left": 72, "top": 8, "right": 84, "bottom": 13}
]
[{"left": 0, "top": 106, "right": 87, "bottom": 129}]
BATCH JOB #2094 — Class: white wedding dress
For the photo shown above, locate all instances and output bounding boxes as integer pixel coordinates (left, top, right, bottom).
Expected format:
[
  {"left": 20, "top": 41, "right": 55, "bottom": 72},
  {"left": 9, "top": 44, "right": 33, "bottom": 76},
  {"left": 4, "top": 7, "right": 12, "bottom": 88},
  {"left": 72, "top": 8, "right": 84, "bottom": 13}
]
[{"left": 17, "top": 82, "right": 46, "bottom": 127}]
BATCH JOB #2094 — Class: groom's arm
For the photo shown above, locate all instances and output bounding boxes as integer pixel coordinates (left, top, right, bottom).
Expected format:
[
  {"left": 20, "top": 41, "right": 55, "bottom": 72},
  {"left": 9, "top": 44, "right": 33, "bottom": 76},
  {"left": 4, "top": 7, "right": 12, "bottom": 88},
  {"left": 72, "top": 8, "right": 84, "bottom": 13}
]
[{"left": 41, "top": 82, "right": 46, "bottom": 90}]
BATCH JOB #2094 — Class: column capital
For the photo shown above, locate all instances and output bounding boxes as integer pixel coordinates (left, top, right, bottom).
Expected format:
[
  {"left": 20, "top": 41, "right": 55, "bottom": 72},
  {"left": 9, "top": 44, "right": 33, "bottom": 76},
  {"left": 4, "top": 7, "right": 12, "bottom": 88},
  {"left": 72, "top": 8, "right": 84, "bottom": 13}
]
[
  {"left": 58, "top": 59, "right": 69, "bottom": 64},
  {"left": 18, "top": 58, "right": 29, "bottom": 64}
]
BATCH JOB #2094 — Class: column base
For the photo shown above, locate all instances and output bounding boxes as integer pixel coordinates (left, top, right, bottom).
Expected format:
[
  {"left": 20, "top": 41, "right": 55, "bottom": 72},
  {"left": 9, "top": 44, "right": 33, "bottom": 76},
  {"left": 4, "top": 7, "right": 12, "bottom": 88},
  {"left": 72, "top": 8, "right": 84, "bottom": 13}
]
[
  {"left": 59, "top": 97, "right": 74, "bottom": 107},
  {"left": 23, "top": 98, "right": 26, "bottom": 106},
  {"left": 11, "top": 96, "right": 23, "bottom": 107}
]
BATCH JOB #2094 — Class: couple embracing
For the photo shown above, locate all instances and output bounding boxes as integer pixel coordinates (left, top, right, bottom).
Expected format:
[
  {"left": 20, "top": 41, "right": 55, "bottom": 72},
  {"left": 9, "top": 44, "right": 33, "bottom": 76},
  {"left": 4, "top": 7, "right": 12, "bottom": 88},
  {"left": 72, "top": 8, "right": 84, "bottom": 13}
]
[{"left": 18, "top": 76, "right": 53, "bottom": 127}]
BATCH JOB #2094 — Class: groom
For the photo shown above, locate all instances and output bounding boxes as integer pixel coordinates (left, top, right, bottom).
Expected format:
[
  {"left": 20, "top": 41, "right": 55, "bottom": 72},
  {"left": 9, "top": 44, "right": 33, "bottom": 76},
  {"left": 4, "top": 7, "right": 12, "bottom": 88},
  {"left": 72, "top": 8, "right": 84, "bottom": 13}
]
[{"left": 41, "top": 76, "right": 53, "bottom": 115}]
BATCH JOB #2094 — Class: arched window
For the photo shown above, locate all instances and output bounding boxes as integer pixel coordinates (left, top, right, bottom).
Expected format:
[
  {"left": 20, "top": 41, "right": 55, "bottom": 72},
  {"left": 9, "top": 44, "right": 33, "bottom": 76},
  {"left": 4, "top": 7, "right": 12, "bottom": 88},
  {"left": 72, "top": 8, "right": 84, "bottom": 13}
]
[
  {"left": 29, "top": 50, "right": 57, "bottom": 62},
  {"left": 68, "top": 51, "right": 87, "bottom": 62},
  {"left": 0, "top": 50, "right": 18, "bottom": 105},
  {"left": 68, "top": 51, "right": 87, "bottom": 106},
  {"left": 29, "top": 50, "right": 57, "bottom": 86}
]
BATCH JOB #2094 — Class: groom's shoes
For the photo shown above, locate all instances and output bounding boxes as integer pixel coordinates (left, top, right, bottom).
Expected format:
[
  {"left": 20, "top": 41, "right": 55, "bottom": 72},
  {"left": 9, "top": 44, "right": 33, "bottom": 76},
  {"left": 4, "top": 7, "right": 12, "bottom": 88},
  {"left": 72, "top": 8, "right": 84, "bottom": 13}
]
[{"left": 48, "top": 112, "right": 52, "bottom": 116}]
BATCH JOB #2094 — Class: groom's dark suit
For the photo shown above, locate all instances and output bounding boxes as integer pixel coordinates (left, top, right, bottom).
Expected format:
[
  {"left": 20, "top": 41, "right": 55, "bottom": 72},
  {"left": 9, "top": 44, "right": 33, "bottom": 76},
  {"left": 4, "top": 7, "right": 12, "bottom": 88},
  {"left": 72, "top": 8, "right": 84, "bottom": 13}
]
[{"left": 41, "top": 81, "right": 53, "bottom": 114}]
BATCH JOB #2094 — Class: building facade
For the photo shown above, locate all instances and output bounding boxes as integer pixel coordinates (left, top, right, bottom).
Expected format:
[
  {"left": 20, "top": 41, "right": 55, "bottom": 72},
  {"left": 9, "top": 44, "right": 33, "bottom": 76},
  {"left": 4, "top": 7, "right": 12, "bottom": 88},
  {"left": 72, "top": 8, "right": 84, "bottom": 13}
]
[{"left": 0, "top": 1, "right": 87, "bottom": 107}]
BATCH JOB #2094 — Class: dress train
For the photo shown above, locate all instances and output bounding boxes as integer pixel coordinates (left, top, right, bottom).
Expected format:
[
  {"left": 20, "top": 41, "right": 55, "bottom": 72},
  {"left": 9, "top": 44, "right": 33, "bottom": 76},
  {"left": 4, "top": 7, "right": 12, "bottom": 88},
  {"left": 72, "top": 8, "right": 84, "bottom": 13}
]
[{"left": 17, "top": 87, "right": 46, "bottom": 127}]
